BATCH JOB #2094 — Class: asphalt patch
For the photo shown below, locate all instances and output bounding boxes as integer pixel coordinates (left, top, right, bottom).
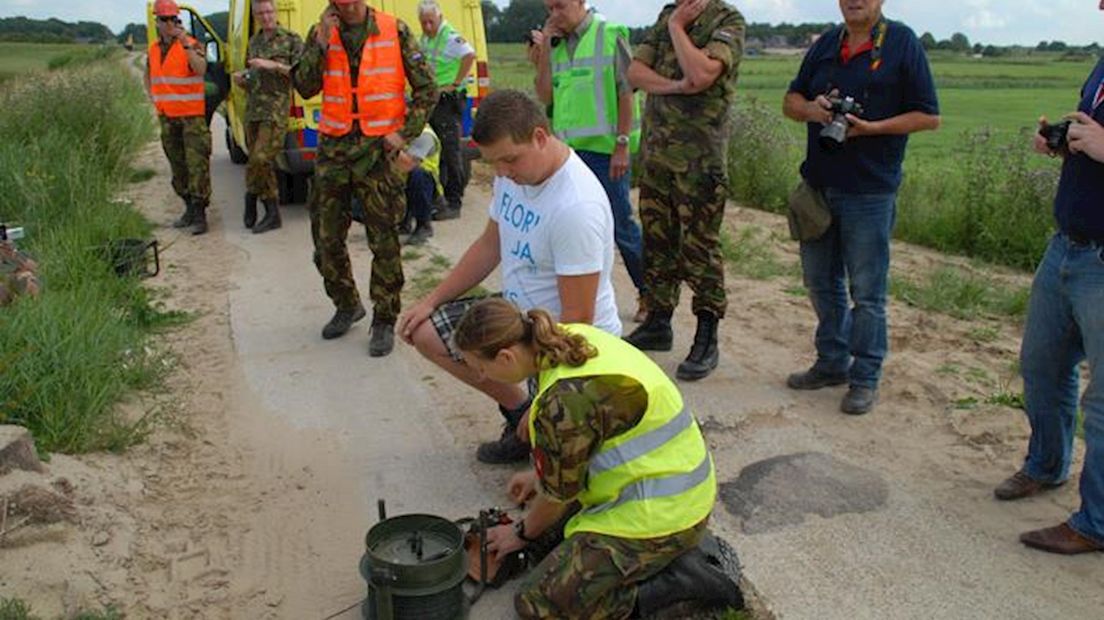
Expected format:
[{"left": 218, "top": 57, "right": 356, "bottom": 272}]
[{"left": 719, "top": 451, "right": 889, "bottom": 534}]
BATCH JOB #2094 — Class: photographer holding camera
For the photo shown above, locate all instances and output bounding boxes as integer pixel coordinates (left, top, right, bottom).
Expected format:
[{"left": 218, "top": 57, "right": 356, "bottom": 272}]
[
  {"left": 782, "top": 0, "right": 939, "bottom": 415},
  {"left": 992, "top": 1, "right": 1104, "bottom": 556}
]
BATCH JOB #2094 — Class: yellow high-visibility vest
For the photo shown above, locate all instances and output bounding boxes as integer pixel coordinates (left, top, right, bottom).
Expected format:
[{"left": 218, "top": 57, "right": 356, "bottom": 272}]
[{"left": 530, "top": 323, "right": 716, "bottom": 539}]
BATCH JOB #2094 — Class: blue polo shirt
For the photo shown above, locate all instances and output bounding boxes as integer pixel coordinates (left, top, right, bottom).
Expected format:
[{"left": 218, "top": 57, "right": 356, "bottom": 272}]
[
  {"left": 788, "top": 21, "right": 939, "bottom": 194},
  {"left": 1053, "top": 57, "right": 1104, "bottom": 241}
]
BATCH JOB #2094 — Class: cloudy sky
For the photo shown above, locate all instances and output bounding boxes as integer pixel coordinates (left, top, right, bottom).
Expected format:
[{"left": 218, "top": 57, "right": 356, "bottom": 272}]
[{"left": 1, "top": 0, "right": 1101, "bottom": 46}]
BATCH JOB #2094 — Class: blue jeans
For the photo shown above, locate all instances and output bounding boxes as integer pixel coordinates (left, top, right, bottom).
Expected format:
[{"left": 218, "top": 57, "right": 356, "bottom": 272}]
[
  {"left": 1020, "top": 233, "right": 1104, "bottom": 544},
  {"left": 576, "top": 150, "right": 646, "bottom": 294},
  {"left": 405, "top": 167, "right": 436, "bottom": 225},
  {"left": 799, "top": 190, "right": 896, "bottom": 389}
]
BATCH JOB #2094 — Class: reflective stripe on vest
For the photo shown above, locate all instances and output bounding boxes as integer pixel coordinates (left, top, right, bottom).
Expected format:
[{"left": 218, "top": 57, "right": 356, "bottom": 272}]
[
  {"left": 319, "top": 10, "right": 407, "bottom": 138},
  {"left": 421, "top": 21, "right": 464, "bottom": 89},
  {"left": 550, "top": 17, "right": 641, "bottom": 155},
  {"left": 530, "top": 324, "right": 716, "bottom": 539},
  {"left": 148, "top": 38, "right": 205, "bottom": 118}
]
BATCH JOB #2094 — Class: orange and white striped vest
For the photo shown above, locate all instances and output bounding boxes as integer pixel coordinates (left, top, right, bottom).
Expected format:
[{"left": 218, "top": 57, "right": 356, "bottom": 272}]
[
  {"left": 148, "top": 37, "right": 205, "bottom": 118},
  {"left": 319, "top": 10, "right": 407, "bottom": 137}
]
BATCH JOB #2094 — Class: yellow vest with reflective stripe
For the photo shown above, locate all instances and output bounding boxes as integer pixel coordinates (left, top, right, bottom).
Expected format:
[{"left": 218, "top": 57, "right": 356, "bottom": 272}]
[
  {"left": 418, "top": 126, "right": 444, "bottom": 196},
  {"left": 529, "top": 323, "right": 716, "bottom": 539},
  {"left": 550, "top": 16, "right": 641, "bottom": 155}
]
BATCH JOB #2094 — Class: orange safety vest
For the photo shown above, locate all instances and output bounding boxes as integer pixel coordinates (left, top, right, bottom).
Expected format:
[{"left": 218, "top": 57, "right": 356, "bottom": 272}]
[
  {"left": 319, "top": 10, "right": 407, "bottom": 138},
  {"left": 148, "top": 37, "right": 205, "bottom": 118}
]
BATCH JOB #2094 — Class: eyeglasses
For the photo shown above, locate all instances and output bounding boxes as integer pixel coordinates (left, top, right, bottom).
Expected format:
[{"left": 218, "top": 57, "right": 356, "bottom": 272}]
[{"left": 157, "top": 16, "right": 177, "bottom": 23}]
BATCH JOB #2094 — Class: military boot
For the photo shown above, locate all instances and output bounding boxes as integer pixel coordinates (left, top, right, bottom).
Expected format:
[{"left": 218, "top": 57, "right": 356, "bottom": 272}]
[
  {"left": 676, "top": 311, "right": 719, "bottom": 381},
  {"left": 190, "top": 201, "right": 209, "bottom": 236},
  {"left": 633, "top": 535, "right": 744, "bottom": 618},
  {"left": 253, "top": 198, "right": 282, "bottom": 234},
  {"left": 172, "top": 197, "right": 194, "bottom": 229},
  {"left": 243, "top": 192, "right": 258, "bottom": 229},
  {"left": 367, "top": 320, "right": 394, "bottom": 357},
  {"left": 321, "top": 304, "right": 367, "bottom": 340},
  {"left": 624, "top": 309, "right": 673, "bottom": 351}
]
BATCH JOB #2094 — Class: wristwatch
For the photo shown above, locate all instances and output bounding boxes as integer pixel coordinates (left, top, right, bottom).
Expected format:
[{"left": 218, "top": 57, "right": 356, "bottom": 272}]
[
  {"left": 513, "top": 519, "right": 536, "bottom": 544},
  {"left": 616, "top": 134, "right": 631, "bottom": 146}
]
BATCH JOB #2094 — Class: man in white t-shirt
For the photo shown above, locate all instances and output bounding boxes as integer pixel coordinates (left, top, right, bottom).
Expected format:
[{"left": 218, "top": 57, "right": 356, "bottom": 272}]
[
  {"left": 418, "top": 0, "right": 476, "bottom": 220},
  {"left": 398, "top": 89, "right": 621, "bottom": 464}
]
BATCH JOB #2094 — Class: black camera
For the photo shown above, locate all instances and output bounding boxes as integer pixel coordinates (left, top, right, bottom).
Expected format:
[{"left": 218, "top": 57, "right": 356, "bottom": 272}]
[
  {"left": 1038, "top": 120, "right": 1072, "bottom": 152},
  {"left": 818, "top": 95, "right": 864, "bottom": 151}
]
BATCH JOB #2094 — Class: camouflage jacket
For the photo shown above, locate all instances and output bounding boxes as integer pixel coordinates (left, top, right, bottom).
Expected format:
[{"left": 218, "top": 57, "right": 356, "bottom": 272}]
[
  {"left": 245, "top": 26, "right": 304, "bottom": 124},
  {"left": 532, "top": 375, "right": 648, "bottom": 502},
  {"left": 634, "top": 0, "right": 746, "bottom": 173},
  {"left": 0, "top": 241, "right": 40, "bottom": 307},
  {"left": 294, "top": 10, "right": 437, "bottom": 171}
]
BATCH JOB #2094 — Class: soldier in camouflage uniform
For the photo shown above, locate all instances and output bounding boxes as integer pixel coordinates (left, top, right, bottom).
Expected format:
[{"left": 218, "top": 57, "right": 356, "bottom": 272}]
[
  {"left": 453, "top": 299, "right": 743, "bottom": 619},
  {"left": 293, "top": 0, "right": 436, "bottom": 356},
  {"left": 233, "top": 0, "right": 303, "bottom": 234},
  {"left": 146, "top": 0, "right": 212, "bottom": 235},
  {"left": 623, "top": 0, "right": 745, "bottom": 383}
]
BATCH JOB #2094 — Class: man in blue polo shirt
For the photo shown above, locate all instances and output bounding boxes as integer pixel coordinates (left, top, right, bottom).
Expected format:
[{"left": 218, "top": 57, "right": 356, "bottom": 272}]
[
  {"left": 992, "top": 0, "right": 1104, "bottom": 556},
  {"left": 782, "top": 0, "right": 939, "bottom": 415}
]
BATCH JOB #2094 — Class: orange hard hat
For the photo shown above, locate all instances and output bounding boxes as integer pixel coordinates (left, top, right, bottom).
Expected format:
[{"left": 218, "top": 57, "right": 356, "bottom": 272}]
[{"left": 153, "top": 0, "right": 180, "bottom": 17}]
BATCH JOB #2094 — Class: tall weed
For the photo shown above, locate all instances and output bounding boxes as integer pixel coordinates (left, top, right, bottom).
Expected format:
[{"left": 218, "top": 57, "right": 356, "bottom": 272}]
[
  {"left": 726, "top": 97, "right": 1058, "bottom": 272},
  {"left": 0, "top": 61, "right": 167, "bottom": 453}
]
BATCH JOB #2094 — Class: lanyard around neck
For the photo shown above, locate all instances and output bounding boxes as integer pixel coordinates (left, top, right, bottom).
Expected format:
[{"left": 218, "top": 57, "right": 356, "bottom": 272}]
[{"left": 838, "top": 18, "right": 887, "bottom": 71}]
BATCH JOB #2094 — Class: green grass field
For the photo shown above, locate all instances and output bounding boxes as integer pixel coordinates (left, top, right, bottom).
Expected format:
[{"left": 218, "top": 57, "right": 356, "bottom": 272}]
[
  {"left": 0, "top": 42, "right": 112, "bottom": 83},
  {"left": 486, "top": 43, "right": 1096, "bottom": 166}
]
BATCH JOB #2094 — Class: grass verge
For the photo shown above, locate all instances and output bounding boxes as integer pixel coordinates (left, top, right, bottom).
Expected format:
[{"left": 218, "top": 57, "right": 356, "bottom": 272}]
[{"left": 0, "top": 58, "right": 181, "bottom": 453}]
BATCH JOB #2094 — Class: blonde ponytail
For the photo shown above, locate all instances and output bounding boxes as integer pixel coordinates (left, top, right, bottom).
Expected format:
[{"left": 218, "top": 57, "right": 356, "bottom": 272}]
[{"left": 453, "top": 299, "right": 596, "bottom": 368}]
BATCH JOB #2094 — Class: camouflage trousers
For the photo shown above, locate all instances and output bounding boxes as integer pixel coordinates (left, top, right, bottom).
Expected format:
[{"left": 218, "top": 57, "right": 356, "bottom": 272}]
[
  {"left": 159, "top": 115, "right": 211, "bottom": 206},
  {"left": 245, "top": 121, "right": 284, "bottom": 201},
  {"left": 638, "top": 162, "right": 728, "bottom": 318},
  {"left": 515, "top": 521, "right": 706, "bottom": 620},
  {"left": 309, "top": 148, "right": 406, "bottom": 322}
]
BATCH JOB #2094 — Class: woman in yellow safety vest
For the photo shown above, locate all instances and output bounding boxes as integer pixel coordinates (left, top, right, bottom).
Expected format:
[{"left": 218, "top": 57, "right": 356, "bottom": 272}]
[{"left": 454, "top": 298, "right": 743, "bottom": 620}]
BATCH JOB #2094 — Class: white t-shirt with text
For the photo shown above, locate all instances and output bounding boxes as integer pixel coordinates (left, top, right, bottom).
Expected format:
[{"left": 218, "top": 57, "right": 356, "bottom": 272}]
[{"left": 489, "top": 151, "right": 621, "bottom": 336}]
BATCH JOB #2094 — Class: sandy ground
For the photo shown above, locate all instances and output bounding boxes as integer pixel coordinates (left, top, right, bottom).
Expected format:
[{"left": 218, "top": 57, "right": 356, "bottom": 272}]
[{"left": 3, "top": 82, "right": 1103, "bottom": 618}]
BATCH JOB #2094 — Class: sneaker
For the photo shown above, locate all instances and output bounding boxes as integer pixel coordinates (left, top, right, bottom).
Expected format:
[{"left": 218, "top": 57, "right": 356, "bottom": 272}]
[
  {"left": 432, "top": 205, "right": 461, "bottom": 221},
  {"left": 476, "top": 424, "right": 530, "bottom": 464},
  {"left": 321, "top": 304, "right": 367, "bottom": 340},
  {"left": 407, "top": 223, "right": 433, "bottom": 246},
  {"left": 840, "top": 386, "right": 877, "bottom": 415}
]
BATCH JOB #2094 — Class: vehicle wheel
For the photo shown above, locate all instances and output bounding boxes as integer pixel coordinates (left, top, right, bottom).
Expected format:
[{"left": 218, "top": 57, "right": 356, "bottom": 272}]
[
  {"left": 226, "top": 127, "right": 248, "bottom": 165},
  {"left": 290, "top": 173, "right": 310, "bottom": 204}
]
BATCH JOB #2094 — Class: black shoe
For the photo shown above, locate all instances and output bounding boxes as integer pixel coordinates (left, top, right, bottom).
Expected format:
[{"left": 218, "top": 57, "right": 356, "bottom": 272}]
[
  {"left": 841, "top": 386, "right": 877, "bottom": 415},
  {"left": 476, "top": 424, "right": 530, "bottom": 464},
  {"left": 633, "top": 533, "right": 744, "bottom": 618},
  {"left": 786, "top": 366, "right": 848, "bottom": 390},
  {"left": 407, "top": 223, "right": 433, "bottom": 245},
  {"left": 172, "top": 198, "right": 194, "bottom": 228},
  {"left": 252, "top": 199, "right": 282, "bottom": 234},
  {"left": 244, "top": 192, "right": 258, "bottom": 229},
  {"left": 321, "top": 304, "right": 367, "bottom": 340},
  {"left": 624, "top": 309, "right": 673, "bottom": 351},
  {"left": 432, "top": 205, "right": 461, "bottom": 221},
  {"left": 190, "top": 202, "right": 208, "bottom": 236},
  {"left": 368, "top": 321, "right": 394, "bottom": 357},
  {"left": 676, "top": 312, "right": 719, "bottom": 381}
]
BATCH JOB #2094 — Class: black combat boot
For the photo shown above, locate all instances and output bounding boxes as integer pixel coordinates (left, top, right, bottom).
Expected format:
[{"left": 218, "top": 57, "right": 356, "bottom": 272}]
[
  {"left": 172, "top": 197, "right": 194, "bottom": 228},
  {"left": 632, "top": 534, "right": 744, "bottom": 618},
  {"left": 321, "top": 303, "right": 367, "bottom": 340},
  {"left": 624, "top": 309, "right": 673, "bottom": 351},
  {"left": 676, "top": 311, "right": 719, "bottom": 381},
  {"left": 244, "top": 192, "right": 258, "bottom": 229},
  {"left": 476, "top": 398, "right": 532, "bottom": 464},
  {"left": 253, "top": 198, "right": 281, "bottom": 234},
  {"left": 367, "top": 320, "right": 394, "bottom": 357},
  {"left": 190, "top": 201, "right": 209, "bottom": 236},
  {"left": 407, "top": 222, "right": 433, "bottom": 245}
]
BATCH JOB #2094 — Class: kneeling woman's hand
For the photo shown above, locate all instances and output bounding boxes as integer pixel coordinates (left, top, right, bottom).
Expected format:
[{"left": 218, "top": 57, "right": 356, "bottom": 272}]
[
  {"left": 507, "top": 470, "right": 539, "bottom": 505},
  {"left": 486, "top": 524, "right": 526, "bottom": 556}
]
